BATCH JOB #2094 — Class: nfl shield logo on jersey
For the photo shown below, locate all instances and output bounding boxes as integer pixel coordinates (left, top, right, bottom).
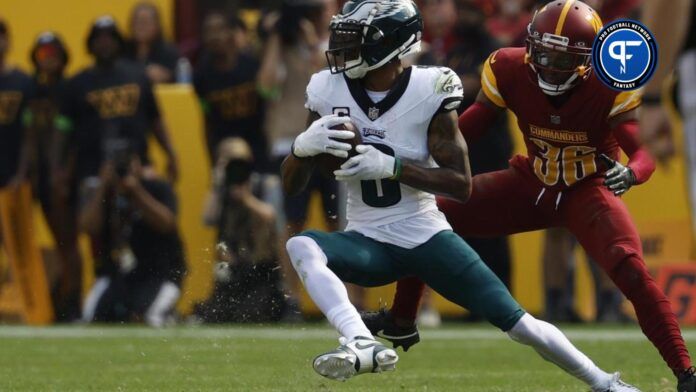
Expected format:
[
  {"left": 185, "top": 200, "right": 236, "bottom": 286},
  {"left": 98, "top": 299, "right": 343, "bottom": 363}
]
[
  {"left": 368, "top": 107, "right": 380, "bottom": 120},
  {"left": 550, "top": 115, "right": 561, "bottom": 125}
]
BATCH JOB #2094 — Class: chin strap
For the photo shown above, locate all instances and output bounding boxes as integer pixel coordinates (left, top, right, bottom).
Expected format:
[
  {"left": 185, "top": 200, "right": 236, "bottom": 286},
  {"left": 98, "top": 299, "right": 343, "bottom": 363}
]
[
  {"left": 526, "top": 57, "right": 586, "bottom": 96},
  {"left": 537, "top": 71, "right": 580, "bottom": 96}
]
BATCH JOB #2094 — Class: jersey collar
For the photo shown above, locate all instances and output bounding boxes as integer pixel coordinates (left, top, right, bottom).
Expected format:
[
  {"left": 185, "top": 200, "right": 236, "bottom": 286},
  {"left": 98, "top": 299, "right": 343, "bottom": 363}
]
[{"left": 344, "top": 66, "right": 412, "bottom": 121}]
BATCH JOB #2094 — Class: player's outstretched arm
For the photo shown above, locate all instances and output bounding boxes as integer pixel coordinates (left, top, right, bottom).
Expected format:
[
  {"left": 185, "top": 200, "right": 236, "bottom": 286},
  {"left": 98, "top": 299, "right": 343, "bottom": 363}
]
[{"left": 400, "top": 110, "right": 473, "bottom": 202}]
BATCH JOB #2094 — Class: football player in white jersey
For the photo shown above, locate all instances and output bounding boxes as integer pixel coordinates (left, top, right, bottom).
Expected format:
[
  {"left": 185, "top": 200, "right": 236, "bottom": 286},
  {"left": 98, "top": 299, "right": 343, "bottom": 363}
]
[{"left": 281, "top": 1, "right": 637, "bottom": 390}]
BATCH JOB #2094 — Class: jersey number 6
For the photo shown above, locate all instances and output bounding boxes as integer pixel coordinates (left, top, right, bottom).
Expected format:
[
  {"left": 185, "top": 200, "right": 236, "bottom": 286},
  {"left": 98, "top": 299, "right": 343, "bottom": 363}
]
[{"left": 361, "top": 144, "right": 402, "bottom": 207}]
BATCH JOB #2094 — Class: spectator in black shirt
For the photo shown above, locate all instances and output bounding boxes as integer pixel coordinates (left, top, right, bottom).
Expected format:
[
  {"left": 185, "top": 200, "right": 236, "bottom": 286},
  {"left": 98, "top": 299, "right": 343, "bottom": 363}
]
[
  {"left": 54, "top": 16, "right": 179, "bottom": 183},
  {"left": 124, "top": 2, "right": 180, "bottom": 84},
  {"left": 194, "top": 12, "right": 267, "bottom": 171},
  {"left": 79, "top": 143, "right": 186, "bottom": 326},
  {"left": 0, "top": 19, "right": 33, "bottom": 190},
  {"left": 24, "top": 31, "right": 83, "bottom": 321}
]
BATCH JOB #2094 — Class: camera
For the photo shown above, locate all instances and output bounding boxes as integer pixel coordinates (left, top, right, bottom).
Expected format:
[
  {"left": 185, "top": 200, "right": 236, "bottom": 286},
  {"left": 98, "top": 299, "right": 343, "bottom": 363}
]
[
  {"left": 224, "top": 159, "right": 252, "bottom": 188},
  {"left": 102, "top": 136, "right": 134, "bottom": 179}
]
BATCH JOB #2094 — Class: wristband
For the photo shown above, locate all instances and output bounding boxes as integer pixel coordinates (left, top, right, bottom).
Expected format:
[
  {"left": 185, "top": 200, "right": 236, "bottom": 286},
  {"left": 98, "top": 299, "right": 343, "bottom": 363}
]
[{"left": 390, "top": 157, "right": 403, "bottom": 181}]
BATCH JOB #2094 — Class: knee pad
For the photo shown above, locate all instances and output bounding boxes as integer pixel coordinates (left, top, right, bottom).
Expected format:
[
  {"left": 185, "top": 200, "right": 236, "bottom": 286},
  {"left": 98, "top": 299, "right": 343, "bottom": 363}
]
[{"left": 285, "top": 235, "right": 328, "bottom": 272}]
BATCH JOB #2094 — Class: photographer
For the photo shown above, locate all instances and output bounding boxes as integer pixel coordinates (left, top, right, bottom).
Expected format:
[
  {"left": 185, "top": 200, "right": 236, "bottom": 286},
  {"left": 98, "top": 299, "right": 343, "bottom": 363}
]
[
  {"left": 80, "top": 139, "right": 186, "bottom": 327},
  {"left": 195, "top": 138, "right": 284, "bottom": 322}
]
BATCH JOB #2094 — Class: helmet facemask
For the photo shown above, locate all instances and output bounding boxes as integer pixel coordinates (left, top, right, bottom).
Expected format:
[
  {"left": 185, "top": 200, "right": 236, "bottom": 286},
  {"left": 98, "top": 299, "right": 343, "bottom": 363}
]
[
  {"left": 326, "top": 20, "right": 367, "bottom": 77},
  {"left": 526, "top": 30, "right": 592, "bottom": 95}
]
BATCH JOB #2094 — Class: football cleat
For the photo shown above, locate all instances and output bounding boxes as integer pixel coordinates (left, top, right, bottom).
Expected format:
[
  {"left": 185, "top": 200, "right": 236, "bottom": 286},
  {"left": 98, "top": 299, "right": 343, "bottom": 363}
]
[
  {"left": 678, "top": 367, "right": 696, "bottom": 392},
  {"left": 592, "top": 372, "right": 641, "bottom": 392},
  {"left": 312, "top": 336, "right": 398, "bottom": 381},
  {"left": 361, "top": 308, "right": 420, "bottom": 351}
]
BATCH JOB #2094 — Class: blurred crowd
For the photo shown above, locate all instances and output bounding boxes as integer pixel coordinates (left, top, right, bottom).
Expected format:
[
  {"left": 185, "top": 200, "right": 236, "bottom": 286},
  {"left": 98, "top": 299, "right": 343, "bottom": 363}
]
[{"left": 0, "top": 0, "right": 678, "bottom": 326}]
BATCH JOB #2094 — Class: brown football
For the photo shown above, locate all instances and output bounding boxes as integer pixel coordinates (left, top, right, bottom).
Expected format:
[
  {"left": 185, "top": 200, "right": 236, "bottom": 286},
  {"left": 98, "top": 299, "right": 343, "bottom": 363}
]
[{"left": 315, "top": 121, "right": 362, "bottom": 178}]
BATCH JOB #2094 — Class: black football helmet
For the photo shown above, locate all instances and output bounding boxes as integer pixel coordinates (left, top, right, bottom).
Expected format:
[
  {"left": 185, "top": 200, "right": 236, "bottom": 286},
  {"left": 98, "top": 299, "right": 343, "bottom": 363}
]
[{"left": 326, "top": 0, "right": 423, "bottom": 79}]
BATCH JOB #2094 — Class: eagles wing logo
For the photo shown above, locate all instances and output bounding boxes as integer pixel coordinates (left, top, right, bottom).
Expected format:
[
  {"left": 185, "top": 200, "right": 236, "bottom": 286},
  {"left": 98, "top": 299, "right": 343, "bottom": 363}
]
[
  {"left": 342, "top": 1, "right": 406, "bottom": 22},
  {"left": 435, "top": 72, "right": 462, "bottom": 95}
]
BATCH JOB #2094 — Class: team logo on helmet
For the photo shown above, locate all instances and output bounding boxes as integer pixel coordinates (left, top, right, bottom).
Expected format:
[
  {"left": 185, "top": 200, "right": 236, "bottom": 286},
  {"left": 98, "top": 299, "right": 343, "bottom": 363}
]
[
  {"left": 592, "top": 19, "right": 658, "bottom": 91},
  {"left": 342, "top": 1, "right": 404, "bottom": 21},
  {"left": 326, "top": 0, "right": 422, "bottom": 79}
]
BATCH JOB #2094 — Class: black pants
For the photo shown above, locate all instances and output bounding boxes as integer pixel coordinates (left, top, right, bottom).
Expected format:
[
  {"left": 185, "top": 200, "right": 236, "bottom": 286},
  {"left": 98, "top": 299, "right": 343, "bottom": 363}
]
[{"left": 86, "top": 275, "right": 173, "bottom": 322}]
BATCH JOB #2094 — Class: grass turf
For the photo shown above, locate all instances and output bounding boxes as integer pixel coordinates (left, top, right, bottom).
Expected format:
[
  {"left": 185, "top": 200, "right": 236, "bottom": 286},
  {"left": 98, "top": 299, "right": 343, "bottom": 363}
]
[{"left": 0, "top": 324, "right": 690, "bottom": 391}]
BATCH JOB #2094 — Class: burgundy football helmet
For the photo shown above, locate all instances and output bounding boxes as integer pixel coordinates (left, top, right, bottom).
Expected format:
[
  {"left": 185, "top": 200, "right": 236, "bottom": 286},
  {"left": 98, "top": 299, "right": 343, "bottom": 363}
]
[{"left": 526, "top": 0, "right": 603, "bottom": 95}]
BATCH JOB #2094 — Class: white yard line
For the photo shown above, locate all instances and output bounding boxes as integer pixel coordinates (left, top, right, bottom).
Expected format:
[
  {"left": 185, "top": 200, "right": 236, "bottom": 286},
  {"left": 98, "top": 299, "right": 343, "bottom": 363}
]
[{"left": 0, "top": 325, "right": 694, "bottom": 341}]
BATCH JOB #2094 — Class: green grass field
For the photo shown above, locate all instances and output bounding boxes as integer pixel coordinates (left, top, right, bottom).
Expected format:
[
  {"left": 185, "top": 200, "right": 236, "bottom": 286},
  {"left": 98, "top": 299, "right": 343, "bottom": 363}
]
[{"left": 0, "top": 324, "right": 691, "bottom": 391}]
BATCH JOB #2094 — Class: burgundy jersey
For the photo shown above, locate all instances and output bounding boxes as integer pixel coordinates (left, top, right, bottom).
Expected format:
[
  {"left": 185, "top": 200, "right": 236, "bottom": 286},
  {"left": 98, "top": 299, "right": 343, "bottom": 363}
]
[{"left": 480, "top": 47, "right": 641, "bottom": 190}]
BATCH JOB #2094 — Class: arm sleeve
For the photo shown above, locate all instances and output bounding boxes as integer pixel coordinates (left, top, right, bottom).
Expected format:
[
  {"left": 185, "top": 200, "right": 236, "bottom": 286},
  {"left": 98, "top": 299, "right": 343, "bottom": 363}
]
[
  {"left": 480, "top": 51, "right": 507, "bottom": 108},
  {"left": 612, "top": 119, "right": 655, "bottom": 184},
  {"left": 457, "top": 101, "right": 499, "bottom": 144}
]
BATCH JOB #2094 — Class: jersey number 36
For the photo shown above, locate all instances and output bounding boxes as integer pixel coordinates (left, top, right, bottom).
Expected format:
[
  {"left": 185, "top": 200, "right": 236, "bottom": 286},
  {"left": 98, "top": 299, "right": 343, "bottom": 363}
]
[{"left": 531, "top": 138, "right": 598, "bottom": 187}]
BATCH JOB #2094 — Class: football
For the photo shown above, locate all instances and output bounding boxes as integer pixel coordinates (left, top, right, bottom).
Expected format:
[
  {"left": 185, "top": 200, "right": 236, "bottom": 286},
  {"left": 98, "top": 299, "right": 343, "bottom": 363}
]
[{"left": 314, "top": 121, "right": 362, "bottom": 178}]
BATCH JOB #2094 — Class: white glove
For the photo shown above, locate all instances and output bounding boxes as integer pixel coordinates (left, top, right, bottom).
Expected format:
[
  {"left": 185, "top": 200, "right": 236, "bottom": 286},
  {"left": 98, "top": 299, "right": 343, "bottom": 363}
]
[
  {"left": 292, "top": 114, "right": 355, "bottom": 158},
  {"left": 334, "top": 144, "right": 396, "bottom": 181}
]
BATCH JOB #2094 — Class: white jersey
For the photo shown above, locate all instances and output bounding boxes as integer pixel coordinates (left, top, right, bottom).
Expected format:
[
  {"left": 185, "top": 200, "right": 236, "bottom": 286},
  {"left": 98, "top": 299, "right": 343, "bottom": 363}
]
[{"left": 305, "top": 66, "right": 464, "bottom": 248}]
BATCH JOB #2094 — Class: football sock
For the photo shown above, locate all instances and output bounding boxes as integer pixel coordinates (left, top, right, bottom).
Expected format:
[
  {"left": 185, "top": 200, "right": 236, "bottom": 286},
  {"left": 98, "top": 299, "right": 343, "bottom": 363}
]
[
  {"left": 507, "top": 313, "right": 612, "bottom": 389},
  {"left": 286, "top": 236, "right": 373, "bottom": 340},
  {"left": 609, "top": 255, "right": 692, "bottom": 373},
  {"left": 391, "top": 276, "right": 426, "bottom": 323}
]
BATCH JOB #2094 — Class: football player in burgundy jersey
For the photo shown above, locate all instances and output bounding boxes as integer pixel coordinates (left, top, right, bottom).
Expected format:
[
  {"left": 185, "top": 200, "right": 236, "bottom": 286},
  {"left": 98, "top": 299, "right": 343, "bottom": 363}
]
[{"left": 365, "top": 1, "right": 696, "bottom": 389}]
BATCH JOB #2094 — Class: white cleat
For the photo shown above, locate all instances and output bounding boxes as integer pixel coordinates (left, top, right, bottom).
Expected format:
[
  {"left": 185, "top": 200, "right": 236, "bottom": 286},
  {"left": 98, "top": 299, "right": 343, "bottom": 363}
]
[
  {"left": 592, "top": 372, "right": 641, "bottom": 392},
  {"left": 312, "top": 336, "right": 399, "bottom": 381}
]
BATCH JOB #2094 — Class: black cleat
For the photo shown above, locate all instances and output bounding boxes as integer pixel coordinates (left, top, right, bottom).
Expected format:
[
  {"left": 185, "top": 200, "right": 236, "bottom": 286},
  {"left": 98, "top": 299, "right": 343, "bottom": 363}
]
[
  {"left": 678, "top": 367, "right": 696, "bottom": 392},
  {"left": 360, "top": 308, "right": 420, "bottom": 352}
]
